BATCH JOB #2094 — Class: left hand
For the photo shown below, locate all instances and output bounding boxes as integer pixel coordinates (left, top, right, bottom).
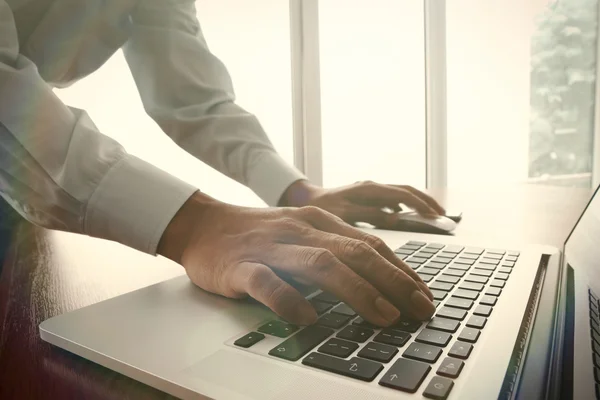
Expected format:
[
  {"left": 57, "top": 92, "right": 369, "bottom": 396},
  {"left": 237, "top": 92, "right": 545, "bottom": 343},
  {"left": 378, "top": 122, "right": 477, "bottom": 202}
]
[{"left": 279, "top": 180, "right": 446, "bottom": 230}]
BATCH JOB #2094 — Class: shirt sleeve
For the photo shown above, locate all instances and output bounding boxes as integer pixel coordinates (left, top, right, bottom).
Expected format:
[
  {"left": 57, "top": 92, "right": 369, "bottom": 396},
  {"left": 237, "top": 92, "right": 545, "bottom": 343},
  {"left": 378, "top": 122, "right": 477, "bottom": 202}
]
[
  {"left": 0, "top": 1, "right": 197, "bottom": 254},
  {"left": 122, "top": 0, "right": 307, "bottom": 207}
]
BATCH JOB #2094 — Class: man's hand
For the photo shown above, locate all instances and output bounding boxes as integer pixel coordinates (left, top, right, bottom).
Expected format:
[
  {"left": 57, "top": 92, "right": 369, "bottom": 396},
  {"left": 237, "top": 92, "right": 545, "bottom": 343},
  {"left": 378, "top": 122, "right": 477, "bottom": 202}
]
[
  {"left": 280, "top": 180, "right": 446, "bottom": 229},
  {"left": 158, "top": 192, "right": 435, "bottom": 327}
]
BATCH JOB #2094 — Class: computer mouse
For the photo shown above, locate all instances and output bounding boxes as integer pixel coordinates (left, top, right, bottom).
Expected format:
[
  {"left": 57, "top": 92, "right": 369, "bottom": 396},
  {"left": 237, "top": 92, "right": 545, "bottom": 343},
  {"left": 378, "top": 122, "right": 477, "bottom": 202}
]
[{"left": 394, "top": 211, "right": 457, "bottom": 234}]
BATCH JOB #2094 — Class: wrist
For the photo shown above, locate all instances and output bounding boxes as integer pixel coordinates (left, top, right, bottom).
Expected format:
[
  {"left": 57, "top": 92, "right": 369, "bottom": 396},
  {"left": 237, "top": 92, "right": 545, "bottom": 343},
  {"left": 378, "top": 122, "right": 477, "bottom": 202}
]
[
  {"left": 278, "top": 179, "right": 325, "bottom": 207},
  {"left": 157, "top": 191, "right": 223, "bottom": 265}
]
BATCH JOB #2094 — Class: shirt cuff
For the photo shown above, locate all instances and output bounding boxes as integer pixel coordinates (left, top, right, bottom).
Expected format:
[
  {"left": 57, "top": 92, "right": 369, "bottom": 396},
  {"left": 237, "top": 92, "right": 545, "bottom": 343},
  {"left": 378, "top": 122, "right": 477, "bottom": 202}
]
[
  {"left": 84, "top": 155, "right": 197, "bottom": 255},
  {"left": 246, "top": 152, "right": 307, "bottom": 207}
]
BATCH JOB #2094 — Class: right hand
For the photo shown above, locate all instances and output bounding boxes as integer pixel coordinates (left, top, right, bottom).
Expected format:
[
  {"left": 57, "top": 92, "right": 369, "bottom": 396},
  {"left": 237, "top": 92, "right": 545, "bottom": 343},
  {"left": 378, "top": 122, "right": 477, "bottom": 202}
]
[{"left": 158, "top": 192, "right": 435, "bottom": 326}]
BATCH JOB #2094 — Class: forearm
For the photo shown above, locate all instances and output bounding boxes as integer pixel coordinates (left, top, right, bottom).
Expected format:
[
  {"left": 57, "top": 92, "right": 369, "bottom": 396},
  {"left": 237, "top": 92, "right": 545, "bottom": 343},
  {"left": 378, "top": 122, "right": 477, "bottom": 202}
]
[{"left": 124, "top": 0, "right": 307, "bottom": 207}]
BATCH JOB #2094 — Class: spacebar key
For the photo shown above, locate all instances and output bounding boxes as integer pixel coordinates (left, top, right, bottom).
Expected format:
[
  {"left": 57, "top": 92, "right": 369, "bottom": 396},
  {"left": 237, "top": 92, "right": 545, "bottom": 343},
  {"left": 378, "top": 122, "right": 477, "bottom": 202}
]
[
  {"left": 303, "top": 353, "right": 383, "bottom": 381},
  {"left": 269, "top": 325, "right": 333, "bottom": 361}
]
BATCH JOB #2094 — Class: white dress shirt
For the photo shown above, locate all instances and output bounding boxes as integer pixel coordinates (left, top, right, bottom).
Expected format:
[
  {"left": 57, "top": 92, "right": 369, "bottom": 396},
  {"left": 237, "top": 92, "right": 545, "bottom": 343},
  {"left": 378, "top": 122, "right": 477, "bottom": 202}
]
[{"left": 0, "top": 0, "right": 306, "bottom": 254}]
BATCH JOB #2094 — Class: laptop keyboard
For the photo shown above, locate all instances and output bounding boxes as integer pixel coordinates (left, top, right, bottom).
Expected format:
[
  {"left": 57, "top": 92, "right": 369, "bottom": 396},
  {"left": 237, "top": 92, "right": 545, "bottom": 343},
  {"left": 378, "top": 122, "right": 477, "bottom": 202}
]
[
  {"left": 587, "top": 288, "right": 600, "bottom": 398},
  {"left": 233, "top": 241, "right": 520, "bottom": 398}
]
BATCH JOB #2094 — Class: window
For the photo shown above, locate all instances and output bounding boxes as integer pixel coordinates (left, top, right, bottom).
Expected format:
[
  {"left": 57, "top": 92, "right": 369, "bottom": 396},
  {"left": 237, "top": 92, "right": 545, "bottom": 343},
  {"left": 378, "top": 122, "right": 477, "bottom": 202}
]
[
  {"left": 319, "top": 0, "right": 426, "bottom": 188},
  {"left": 446, "top": 0, "right": 597, "bottom": 188},
  {"left": 54, "top": 0, "right": 294, "bottom": 207}
]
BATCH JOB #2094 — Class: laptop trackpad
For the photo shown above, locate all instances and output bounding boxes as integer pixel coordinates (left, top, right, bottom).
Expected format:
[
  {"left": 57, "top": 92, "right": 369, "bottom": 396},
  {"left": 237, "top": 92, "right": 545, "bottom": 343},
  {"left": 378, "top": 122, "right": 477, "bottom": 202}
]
[{"left": 178, "top": 349, "right": 397, "bottom": 400}]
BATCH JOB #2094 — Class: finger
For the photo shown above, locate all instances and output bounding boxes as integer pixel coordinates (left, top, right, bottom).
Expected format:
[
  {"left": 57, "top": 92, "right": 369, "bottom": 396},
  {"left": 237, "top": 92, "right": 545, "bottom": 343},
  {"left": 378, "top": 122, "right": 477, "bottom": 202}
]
[
  {"left": 234, "top": 262, "right": 317, "bottom": 325},
  {"left": 347, "top": 183, "right": 439, "bottom": 216},
  {"left": 300, "top": 208, "right": 434, "bottom": 302},
  {"left": 305, "top": 233, "right": 434, "bottom": 320},
  {"left": 391, "top": 185, "right": 446, "bottom": 215},
  {"left": 261, "top": 244, "right": 401, "bottom": 326}
]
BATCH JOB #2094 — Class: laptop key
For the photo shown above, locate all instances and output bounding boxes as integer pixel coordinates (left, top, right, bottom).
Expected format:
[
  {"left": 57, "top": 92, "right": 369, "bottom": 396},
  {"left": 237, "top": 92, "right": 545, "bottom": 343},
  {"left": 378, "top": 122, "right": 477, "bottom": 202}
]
[
  {"left": 507, "top": 251, "right": 520, "bottom": 257},
  {"left": 427, "top": 243, "right": 446, "bottom": 249},
  {"left": 432, "top": 257, "right": 451, "bottom": 265},
  {"left": 420, "top": 247, "right": 440, "bottom": 255},
  {"left": 431, "top": 290, "right": 448, "bottom": 301},
  {"left": 269, "top": 325, "right": 333, "bottom": 361},
  {"left": 465, "top": 274, "right": 489, "bottom": 284},
  {"left": 310, "top": 300, "right": 333, "bottom": 315},
  {"left": 438, "top": 275, "right": 461, "bottom": 284},
  {"left": 453, "top": 289, "right": 479, "bottom": 300},
  {"left": 408, "top": 256, "right": 429, "bottom": 264},
  {"left": 454, "top": 258, "right": 475, "bottom": 266},
  {"left": 482, "top": 253, "right": 502, "bottom": 260},
  {"left": 395, "top": 249, "right": 415, "bottom": 256},
  {"left": 434, "top": 301, "right": 441, "bottom": 308},
  {"left": 480, "top": 295, "right": 498, "bottom": 306},
  {"left": 427, "top": 261, "right": 448, "bottom": 270},
  {"left": 503, "top": 261, "right": 516, "bottom": 267},
  {"left": 400, "top": 244, "right": 422, "bottom": 251},
  {"left": 459, "top": 282, "right": 484, "bottom": 292},
  {"left": 258, "top": 320, "right": 299, "bottom": 338},
  {"left": 437, "top": 307, "right": 467, "bottom": 321},
  {"left": 496, "top": 272, "right": 510, "bottom": 281},
  {"left": 303, "top": 353, "right": 383, "bottom": 382},
  {"left": 427, "top": 317, "right": 460, "bottom": 333},
  {"left": 416, "top": 329, "right": 452, "bottom": 347},
  {"left": 438, "top": 252, "right": 457, "bottom": 259},
  {"left": 471, "top": 269, "right": 493, "bottom": 277},
  {"left": 459, "top": 253, "right": 479, "bottom": 260},
  {"left": 443, "top": 245, "right": 464, "bottom": 253},
  {"left": 358, "top": 342, "right": 398, "bottom": 363},
  {"left": 420, "top": 267, "right": 441, "bottom": 276},
  {"left": 374, "top": 329, "right": 411, "bottom": 347},
  {"left": 407, "top": 241, "right": 427, "bottom": 247},
  {"left": 505, "top": 256, "right": 518, "bottom": 262},
  {"left": 486, "top": 249, "right": 506, "bottom": 255},
  {"left": 407, "top": 262, "right": 422, "bottom": 270},
  {"left": 429, "top": 281, "right": 454, "bottom": 291},
  {"left": 392, "top": 319, "right": 422, "bottom": 333},
  {"left": 458, "top": 327, "right": 481, "bottom": 343},
  {"left": 318, "top": 338, "right": 359, "bottom": 358},
  {"left": 448, "top": 341, "right": 473, "bottom": 359},
  {"left": 464, "top": 247, "right": 484, "bottom": 255},
  {"left": 403, "top": 342, "right": 442, "bottom": 363},
  {"left": 445, "top": 297, "right": 474, "bottom": 310},
  {"left": 415, "top": 251, "right": 434, "bottom": 259},
  {"left": 313, "top": 292, "right": 341, "bottom": 304},
  {"left": 490, "top": 279, "right": 506, "bottom": 288},
  {"left": 337, "top": 326, "right": 374, "bottom": 343},
  {"left": 466, "top": 316, "right": 487, "bottom": 329},
  {"left": 234, "top": 332, "right": 265, "bottom": 348},
  {"left": 437, "top": 357, "right": 465, "bottom": 378},
  {"left": 379, "top": 358, "right": 431, "bottom": 393},
  {"left": 353, "top": 317, "right": 377, "bottom": 329},
  {"left": 444, "top": 269, "right": 466, "bottom": 277},
  {"left": 418, "top": 273, "right": 435, "bottom": 283},
  {"left": 477, "top": 258, "right": 498, "bottom": 266},
  {"left": 474, "top": 263, "right": 496, "bottom": 271},
  {"left": 448, "top": 263, "right": 470, "bottom": 271},
  {"left": 423, "top": 376, "right": 454, "bottom": 400},
  {"left": 474, "top": 305, "right": 493, "bottom": 317},
  {"left": 317, "top": 313, "right": 351, "bottom": 329},
  {"left": 485, "top": 287, "right": 502, "bottom": 297},
  {"left": 498, "top": 267, "right": 512, "bottom": 274},
  {"left": 331, "top": 303, "right": 357, "bottom": 317}
]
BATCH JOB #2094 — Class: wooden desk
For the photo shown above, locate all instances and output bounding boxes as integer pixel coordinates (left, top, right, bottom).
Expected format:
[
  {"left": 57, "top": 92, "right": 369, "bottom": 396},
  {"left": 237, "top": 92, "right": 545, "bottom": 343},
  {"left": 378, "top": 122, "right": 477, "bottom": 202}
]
[{"left": 0, "top": 185, "right": 592, "bottom": 399}]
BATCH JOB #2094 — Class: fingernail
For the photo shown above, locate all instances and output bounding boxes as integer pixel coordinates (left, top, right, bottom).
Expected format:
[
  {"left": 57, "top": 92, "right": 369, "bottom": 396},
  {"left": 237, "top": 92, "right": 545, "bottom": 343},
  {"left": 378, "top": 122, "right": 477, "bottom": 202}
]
[
  {"left": 375, "top": 297, "right": 401, "bottom": 323},
  {"left": 411, "top": 290, "right": 435, "bottom": 320},
  {"left": 418, "top": 282, "right": 434, "bottom": 301}
]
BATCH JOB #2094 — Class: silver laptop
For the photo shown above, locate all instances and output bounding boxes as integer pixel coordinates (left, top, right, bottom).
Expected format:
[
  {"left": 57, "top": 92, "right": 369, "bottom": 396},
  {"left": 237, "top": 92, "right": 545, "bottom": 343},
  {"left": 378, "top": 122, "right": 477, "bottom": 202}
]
[{"left": 39, "top": 186, "right": 600, "bottom": 400}]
